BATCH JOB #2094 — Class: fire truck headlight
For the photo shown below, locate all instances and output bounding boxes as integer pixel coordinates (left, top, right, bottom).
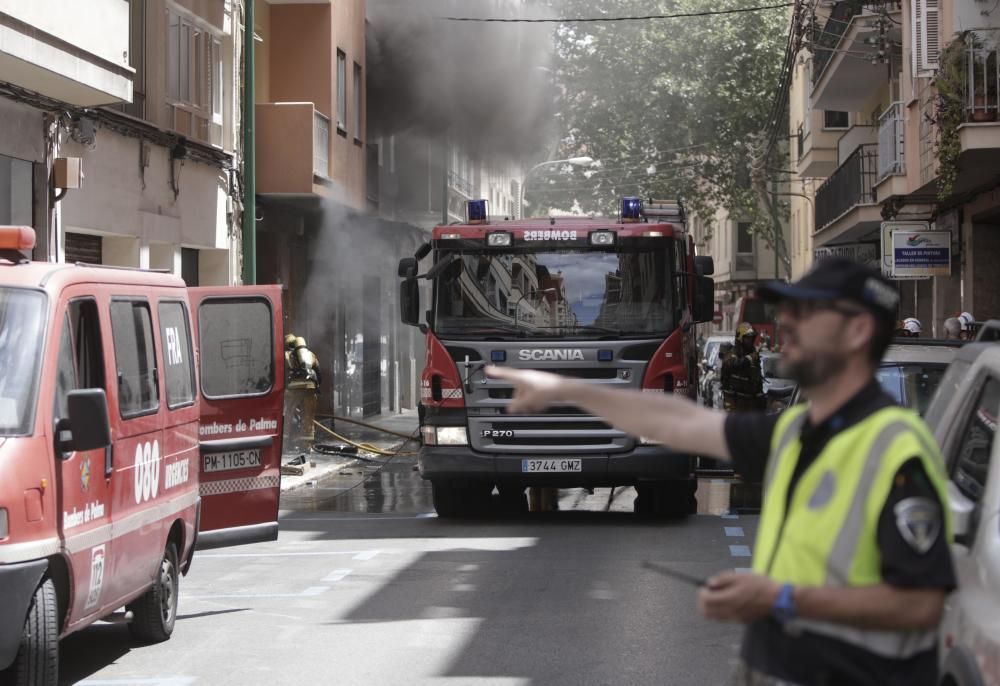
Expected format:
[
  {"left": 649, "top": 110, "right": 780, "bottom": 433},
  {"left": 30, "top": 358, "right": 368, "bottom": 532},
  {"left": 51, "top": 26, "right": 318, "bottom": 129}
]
[
  {"left": 589, "top": 231, "right": 615, "bottom": 246},
  {"left": 436, "top": 427, "right": 469, "bottom": 446},
  {"left": 487, "top": 231, "right": 512, "bottom": 247},
  {"left": 0, "top": 508, "right": 7, "bottom": 539}
]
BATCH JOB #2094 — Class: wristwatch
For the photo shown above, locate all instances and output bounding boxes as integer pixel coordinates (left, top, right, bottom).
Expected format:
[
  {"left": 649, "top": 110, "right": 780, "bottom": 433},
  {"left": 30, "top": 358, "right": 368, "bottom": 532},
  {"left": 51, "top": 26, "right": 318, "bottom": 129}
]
[{"left": 771, "top": 583, "right": 797, "bottom": 623}]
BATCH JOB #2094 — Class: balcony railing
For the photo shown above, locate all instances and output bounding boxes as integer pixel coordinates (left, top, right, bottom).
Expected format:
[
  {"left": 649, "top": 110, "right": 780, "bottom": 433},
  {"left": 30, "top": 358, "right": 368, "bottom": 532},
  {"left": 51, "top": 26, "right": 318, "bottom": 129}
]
[
  {"left": 313, "top": 112, "right": 330, "bottom": 178},
  {"left": 812, "top": 0, "right": 865, "bottom": 84},
  {"left": 448, "top": 170, "right": 473, "bottom": 198},
  {"left": 815, "top": 144, "right": 878, "bottom": 230},
  {"left": 966, "top": 32, "right": 1000, "bottom": 122},
  {"left": 877, "top": 102, "right": 905, "bottom": 180}
]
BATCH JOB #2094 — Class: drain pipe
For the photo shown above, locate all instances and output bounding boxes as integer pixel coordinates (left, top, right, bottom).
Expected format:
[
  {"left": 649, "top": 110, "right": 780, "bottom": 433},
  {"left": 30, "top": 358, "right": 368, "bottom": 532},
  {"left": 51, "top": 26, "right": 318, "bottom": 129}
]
[{"left": 242, "top": 0, "right": 256, "bottom": 284}]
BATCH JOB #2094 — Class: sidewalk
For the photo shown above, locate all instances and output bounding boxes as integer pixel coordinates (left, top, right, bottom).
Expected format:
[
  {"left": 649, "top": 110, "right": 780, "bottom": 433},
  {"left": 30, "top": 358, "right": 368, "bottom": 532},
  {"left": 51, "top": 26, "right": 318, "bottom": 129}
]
[{"left": 280, "top": 409, "right": 420, "bottom": 491}]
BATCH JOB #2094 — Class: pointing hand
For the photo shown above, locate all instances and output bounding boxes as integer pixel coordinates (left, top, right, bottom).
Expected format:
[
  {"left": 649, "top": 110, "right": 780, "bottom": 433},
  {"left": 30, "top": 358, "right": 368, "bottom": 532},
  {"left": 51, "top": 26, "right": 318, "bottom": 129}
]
[{"left": 484, "top": 366, "right": 573, "bottom": 414}]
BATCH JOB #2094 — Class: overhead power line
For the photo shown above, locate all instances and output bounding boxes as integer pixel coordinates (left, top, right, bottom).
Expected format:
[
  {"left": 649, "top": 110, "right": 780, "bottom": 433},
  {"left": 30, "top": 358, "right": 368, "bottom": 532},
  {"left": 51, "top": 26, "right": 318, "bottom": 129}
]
[{"left": 440, "top": 3, "right": 796, "bottom": 23}]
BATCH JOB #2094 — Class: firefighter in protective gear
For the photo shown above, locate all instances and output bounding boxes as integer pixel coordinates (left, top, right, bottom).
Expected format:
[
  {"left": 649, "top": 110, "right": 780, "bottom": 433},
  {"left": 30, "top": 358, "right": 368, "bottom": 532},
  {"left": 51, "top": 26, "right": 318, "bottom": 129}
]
[
  {"left": 720, "top": 323, "right": 765, "bottom": 411},
  {"left": 897, "top": 317, "right": 922, "bottom": 337},
  {"left": 283, "top": 333, "right": 321, "bottom": 453}
]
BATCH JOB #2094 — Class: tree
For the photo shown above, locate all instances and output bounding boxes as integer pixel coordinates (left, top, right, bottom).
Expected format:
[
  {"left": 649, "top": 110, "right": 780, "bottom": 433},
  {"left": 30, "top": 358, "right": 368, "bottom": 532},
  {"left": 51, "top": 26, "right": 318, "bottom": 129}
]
[{"left": 532, "top": 0, "right": 792, "bottom": 274}]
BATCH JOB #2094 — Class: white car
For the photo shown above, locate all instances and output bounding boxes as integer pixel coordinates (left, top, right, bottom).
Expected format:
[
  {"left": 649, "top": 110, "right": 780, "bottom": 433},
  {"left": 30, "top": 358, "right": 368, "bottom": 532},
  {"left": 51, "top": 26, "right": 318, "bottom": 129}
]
[{"left": 923, "top": 337, "right": 1000, "bottom": 685}]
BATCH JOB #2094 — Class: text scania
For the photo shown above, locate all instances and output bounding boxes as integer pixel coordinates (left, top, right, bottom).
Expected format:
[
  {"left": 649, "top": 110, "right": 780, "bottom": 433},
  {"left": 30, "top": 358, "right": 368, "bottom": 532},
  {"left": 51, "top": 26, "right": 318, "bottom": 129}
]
[{"left": 518, "top": 349, "right": 585, "bottom": 362}]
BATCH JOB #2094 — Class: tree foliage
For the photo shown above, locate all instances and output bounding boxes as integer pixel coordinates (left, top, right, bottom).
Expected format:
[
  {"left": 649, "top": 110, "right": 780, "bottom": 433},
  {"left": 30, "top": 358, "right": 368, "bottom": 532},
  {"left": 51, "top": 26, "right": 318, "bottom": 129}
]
[{"left": 530, "top": 0, "right": 791, "bottom": 269}]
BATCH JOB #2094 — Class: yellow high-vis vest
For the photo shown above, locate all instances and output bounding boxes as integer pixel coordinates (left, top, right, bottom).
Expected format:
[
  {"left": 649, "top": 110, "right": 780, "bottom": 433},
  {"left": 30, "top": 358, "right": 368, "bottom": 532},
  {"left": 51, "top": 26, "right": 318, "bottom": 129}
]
[{"left": 752, "top": 404, "right": 951, "bottom": 659}]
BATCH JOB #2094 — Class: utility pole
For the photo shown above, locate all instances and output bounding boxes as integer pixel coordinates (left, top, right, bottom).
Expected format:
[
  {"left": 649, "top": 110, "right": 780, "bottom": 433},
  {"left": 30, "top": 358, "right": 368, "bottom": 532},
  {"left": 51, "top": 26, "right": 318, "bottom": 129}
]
[
  {"left": 441, "top": 136, "right": 450, "bottom": 226},
  {"left": 242, "top": 0, "right": 256, "bottom": 284}
]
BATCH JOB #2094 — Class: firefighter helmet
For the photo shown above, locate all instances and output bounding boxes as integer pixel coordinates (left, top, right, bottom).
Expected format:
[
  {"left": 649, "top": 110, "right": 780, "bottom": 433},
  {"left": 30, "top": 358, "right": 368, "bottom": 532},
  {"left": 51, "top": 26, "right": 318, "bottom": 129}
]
[
  {"left": 284, "top": 333, "right": 297, "bottom": 349},
  {"left": 902, "top": 317, "right": 922, "bottom": 335},
  {"left": 958, "top": 312, "right": 975, "bottom": 331},
  {"left": 735, "top": 323, "right": 757, "bottom": 344}
]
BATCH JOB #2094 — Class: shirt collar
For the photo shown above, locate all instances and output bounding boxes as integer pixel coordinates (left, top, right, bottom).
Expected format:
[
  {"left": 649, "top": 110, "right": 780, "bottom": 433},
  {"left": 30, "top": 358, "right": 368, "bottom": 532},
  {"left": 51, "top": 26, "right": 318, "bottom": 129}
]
[{"left": 802, "top": 378, "right": 893, "bottom": 437}]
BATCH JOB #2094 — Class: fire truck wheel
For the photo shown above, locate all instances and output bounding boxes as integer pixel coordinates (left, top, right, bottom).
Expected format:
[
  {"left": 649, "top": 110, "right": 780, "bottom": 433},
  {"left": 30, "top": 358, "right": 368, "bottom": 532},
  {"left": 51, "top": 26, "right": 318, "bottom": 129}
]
[
  {"left": 634, "top": 480, "right": 697, "bottom": 519},
  {"left": 431, "top": 480, "right": 492, "bottom": 518},
  {"left": 128, "top": 542, "right": 179, "bottom": 643},
  {"left": 496, "top": 485, "right": 529, "bottom": 515},
  {"left": 7, "top": 578, "right": 58, "bottom": 686}
]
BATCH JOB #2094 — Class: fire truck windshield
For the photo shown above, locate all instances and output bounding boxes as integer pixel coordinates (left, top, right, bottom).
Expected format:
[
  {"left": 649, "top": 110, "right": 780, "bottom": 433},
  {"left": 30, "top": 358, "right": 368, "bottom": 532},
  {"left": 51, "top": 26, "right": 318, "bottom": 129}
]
[
  {"left": 433, "top": 246, "right": 676, "bottom": 339},
  {"left": 0, "top": 287, "right": 46, "bottom": 435}
]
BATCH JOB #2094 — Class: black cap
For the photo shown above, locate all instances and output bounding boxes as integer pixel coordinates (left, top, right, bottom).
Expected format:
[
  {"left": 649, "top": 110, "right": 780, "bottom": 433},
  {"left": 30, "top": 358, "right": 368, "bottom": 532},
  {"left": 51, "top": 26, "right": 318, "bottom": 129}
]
[{"left": 757, "top": 257, "right": 899, "bottom": 322}]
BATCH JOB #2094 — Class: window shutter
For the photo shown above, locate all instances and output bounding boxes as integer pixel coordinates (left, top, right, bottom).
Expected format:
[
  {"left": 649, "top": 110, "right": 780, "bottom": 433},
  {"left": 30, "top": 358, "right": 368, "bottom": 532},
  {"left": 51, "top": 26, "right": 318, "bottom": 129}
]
[
  {"left": 916, "top": 0, "right": 939, "bottom": 76},
  {"left": 911, "top": 0, "right": 922, "bottom": 77}
]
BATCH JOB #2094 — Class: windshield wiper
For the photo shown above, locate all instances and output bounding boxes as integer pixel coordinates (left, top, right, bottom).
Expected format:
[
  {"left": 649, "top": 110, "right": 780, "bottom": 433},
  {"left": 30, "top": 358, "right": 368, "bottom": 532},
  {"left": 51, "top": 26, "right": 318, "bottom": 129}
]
[{"left": 442, "top": 322, "right": 527, "bottom": 337}]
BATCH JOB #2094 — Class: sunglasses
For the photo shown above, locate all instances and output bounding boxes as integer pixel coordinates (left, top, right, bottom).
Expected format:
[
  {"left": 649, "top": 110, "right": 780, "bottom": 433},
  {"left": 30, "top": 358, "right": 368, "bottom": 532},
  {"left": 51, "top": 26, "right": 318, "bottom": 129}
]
[{"left": 779, "top": 299, "right": 868, "bottom": 320}]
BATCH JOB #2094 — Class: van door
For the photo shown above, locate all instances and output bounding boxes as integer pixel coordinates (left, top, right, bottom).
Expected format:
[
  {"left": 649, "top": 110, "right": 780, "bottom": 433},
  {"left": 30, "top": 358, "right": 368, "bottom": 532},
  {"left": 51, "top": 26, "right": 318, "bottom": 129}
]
[{"left": 189, "top": 287, "right": 284, "bottom": 548}]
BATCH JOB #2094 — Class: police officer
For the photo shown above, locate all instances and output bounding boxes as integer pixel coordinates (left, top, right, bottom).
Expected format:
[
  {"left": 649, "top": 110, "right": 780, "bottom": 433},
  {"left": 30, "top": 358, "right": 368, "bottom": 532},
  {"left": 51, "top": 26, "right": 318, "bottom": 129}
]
[
  {"left": 486, "top": 257, "right": 955, "bottom": 686},
  {"left": 720, "top": 323, "right": 766, "bottom": 412}
]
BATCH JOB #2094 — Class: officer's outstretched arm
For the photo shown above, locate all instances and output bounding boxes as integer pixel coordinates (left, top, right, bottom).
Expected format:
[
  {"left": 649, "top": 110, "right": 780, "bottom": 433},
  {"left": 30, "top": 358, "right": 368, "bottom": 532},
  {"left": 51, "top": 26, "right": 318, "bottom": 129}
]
[{"left": 485, "top": 366, "right": 732, "bottom": 461}]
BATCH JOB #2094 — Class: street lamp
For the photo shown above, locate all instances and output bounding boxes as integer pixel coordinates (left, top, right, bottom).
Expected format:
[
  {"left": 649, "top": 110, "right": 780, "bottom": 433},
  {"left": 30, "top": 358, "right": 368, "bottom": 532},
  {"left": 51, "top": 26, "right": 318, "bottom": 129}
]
[{"left": 519, "top": 157, "right": 596, "bottom": 219}]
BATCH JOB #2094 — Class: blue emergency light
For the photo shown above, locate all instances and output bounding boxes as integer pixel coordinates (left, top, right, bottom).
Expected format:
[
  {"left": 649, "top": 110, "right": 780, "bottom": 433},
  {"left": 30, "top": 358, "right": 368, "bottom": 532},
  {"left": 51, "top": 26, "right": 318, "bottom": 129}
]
[
  {"left": 598, "top": 349, "right": 614, "bottom": 362},
  {"left": 467, "top": 199, "right": 488, "bottom": 224},
  {"left": 621, "top": 197, "right": 643, "bottom": 221},
  {"left": 491, "top": 350, "right": 507, "bottom": 362}
]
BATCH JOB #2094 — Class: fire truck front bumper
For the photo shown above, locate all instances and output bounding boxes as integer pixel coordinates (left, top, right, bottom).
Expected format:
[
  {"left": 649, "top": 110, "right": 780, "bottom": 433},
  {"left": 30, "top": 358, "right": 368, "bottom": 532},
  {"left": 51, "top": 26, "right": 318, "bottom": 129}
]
[
  {"left": 0, "top": 558, "right": 48, "bottom": 670},
  {"left": 418, "top": 446, "right": 693, "bottom": 486}
]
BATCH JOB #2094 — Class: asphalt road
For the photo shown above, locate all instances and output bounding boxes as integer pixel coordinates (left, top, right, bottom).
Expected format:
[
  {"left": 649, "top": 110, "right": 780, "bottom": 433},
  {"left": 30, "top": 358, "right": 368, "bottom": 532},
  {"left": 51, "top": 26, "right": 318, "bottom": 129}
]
[{"left": 59, "top": 457, "right": 757, "bottom": 686}]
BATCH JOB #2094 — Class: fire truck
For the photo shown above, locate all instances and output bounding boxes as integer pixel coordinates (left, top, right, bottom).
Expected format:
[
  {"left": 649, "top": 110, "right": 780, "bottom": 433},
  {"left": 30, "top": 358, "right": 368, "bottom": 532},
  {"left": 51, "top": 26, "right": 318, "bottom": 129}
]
[
  {"left": 0, "top": 226, "right": 284, "bottom": 684},
  {"left": 398, "top": 198, "right": 715, "bottom": 517}
]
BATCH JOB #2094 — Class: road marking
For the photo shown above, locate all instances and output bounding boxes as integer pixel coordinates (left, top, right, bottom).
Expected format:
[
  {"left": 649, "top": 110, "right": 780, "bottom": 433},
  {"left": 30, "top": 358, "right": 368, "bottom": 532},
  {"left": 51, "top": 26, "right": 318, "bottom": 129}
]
[
  {"left": 301, "top": 586, "right": 328, "bottom": 596},
  {"left": 79, "top": 679, "right": 197, "bottom": 686},
  {"left": 353, "top": 550, "right": 381, "bottom": 561},
  {"left": 199, "top": 550, "right": 375, "bottom": 558},
  {"left": 416, "top": 512, "right": 437, "bottom": 518},
  {"left": 281, "top": 515, "right": 430, "bottom": 522},
  {"left": 190, "top": 586, "right": 329, "bottom": 599},
  {"left": 729, "top": 545, "right": 752, "bottom": 557},
  {"left": 724, "top": 526, "right": 745, "bottom": 537},
  {"left": 720, "top": 513, "right": 740, "bottom": 520},
  {"left": 452, "top": 583, "right": 475, "bottom": 592},
  {"left": 323, "top": 569, "right": 352, "bottom": 583}
]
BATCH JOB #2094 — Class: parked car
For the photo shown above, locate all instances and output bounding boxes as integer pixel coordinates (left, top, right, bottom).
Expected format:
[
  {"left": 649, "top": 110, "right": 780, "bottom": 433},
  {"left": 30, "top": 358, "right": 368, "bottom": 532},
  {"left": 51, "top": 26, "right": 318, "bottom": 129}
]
[
  {"left": 787, "top": 339, "right": 960, "bottom": 416},
  {"left": 922, "top": 331, "right": 1000, "bottom": 686},
  {"left": 698, "top": 333, "right": 733, "bottom": 407},
  {"left": 760, "top": 351, "right": 795, "bottom": 414}
]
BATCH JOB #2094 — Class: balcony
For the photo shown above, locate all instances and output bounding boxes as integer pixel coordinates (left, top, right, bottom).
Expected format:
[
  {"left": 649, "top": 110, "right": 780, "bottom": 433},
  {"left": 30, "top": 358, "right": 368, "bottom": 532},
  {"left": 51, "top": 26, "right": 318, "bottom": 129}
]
[
  {"left": 256, "top": 103, "right": 333, "bottom": 196},
  {"left": 811, "top": 1, "right": 900, "bottom": 112},
  {"left": 448, "top": 171, "right": 474, "bottom": 198},
  {"left": 814, "top": 144, "right": 883, "bottom": 244},
  {"left": 0, "top": 0, "right": 133, "bottom": 105},
  {"left": 959, "top": 31, "right": 1000, "bottom": 154},
  {"left": 877, "top": 103, "right": 905, "bottom": 182}
]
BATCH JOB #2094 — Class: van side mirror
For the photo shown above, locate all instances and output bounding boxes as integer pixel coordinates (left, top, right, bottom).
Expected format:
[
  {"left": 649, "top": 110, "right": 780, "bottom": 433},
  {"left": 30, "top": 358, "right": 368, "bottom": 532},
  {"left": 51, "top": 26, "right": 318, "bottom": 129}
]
[
  {"left": 57, "top": 389, "right": 112, "bottom": 456},
  {"left": 400, "top": 278, "right": 420, "bottom": 327},
  {"left": 947, "top": 481, "right": 975, "bottom": 545},
  {"left": 694, "top": 275, "right": 715, "bottom": 324},
  {"left": 695, "top": 255, "right": 715, "bottom": 277}
]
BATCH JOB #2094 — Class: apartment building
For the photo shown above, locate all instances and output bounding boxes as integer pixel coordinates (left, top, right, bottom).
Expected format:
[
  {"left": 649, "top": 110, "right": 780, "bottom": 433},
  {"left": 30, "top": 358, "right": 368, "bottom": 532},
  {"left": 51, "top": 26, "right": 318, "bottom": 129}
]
[
  {"left": 690, "top": 205, "right": 789, "bottom": 333},
  {"left": 0, "top": 0, "right": 242, "bottom": 284},
  {"left": 789, "top": 0, "right": 1000, "bottom": 332}
]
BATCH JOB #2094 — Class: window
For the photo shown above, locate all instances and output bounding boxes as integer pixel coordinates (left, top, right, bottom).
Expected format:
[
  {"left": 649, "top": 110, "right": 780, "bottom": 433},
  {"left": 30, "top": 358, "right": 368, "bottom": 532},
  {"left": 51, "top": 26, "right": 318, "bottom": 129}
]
[
  {"left": 110, "top": 300, "right": 158, "bottom": 417},
  {"left": 198, "top": 299, "right": 274, "bottom": 398},
  {"left": 158, "top": 301, "right": 195, "bottom": 408},
  {"left": 823, "top": 110, "right": 849, "bottom": 129},
  {"left": 336, "top": 50, "right": 347, "bottom": 132},
  {"left": 949, "top": 377, "right": 1000, "bottom": 542},
  {"left": 55, "top": 300, "right": 106, "bottom": 419},
  {"left": 353, "top": 62, "right": 362, "bottom": 141},
  {"left": 166, "top": 9, "right": 223, "bottom": 144},
  {"left": 737, "top": 222, "right": 754, "bottom": 254},
  {"left": 0, "top": 155, "right": 32, "bottom": 225}
]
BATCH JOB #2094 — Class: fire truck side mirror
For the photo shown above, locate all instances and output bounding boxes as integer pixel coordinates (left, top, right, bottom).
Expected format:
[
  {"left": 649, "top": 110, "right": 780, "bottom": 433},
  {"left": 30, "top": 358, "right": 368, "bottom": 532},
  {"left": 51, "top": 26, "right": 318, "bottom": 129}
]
[
  {"left": 400, "top": 278, "right": 421, "bottom": 327},
  {"left": 695, "top": 256, "right": 715, "bottom": 277},
  {"left": 62, "top": 389, "right": 112, "bottom": 454},
  {"left": 398, "top": 257, "right": 418, "bottom": 279},
  {"left": 694, "top": 276, "right": 715, "bottom": 324}
]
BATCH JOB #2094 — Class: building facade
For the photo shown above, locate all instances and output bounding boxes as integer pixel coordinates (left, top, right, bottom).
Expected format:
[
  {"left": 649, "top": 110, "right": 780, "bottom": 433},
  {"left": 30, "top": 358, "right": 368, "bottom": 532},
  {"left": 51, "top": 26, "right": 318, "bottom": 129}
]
[
  {"left": 0, "top": 0, "right": 243, "bottom": 285},
  {"left": 788, "top": 0, "right": 1000, "bottom": 332}
]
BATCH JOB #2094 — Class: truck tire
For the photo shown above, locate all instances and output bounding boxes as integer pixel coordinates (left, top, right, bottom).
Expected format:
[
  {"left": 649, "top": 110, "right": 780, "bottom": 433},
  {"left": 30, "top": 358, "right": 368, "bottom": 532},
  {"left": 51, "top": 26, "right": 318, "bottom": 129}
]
[
  {"left": 432, "top": 481, "right": 492, "bottom": 518},
  {"left": 7, "top": 578, "right": 58, "bottom": 686},
  {"left": 128, "top": 543, "right": 179, "bottom": 643},
  {"left": 634, "top": 480, "right": 697, "bottom": 519}
]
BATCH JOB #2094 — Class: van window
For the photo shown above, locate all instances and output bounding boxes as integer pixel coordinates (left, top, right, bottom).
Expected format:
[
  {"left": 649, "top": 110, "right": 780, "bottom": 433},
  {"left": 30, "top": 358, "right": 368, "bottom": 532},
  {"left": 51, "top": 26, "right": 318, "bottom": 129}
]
[
  {"left": 0, "top": 288, "right": 46, "bottom": 436},
  {"left": 198, "top": 298, "right": 274, "bottom": 398},
  {"left": 949, "top": 377, "right": 1000, "bottom": 542},
  {"left": 158, "top": 301, "right": 195, "bottom": 408},
  {"left": 110, "top": 300, "right": 159, "bottom": 417},
  {"left": 54, "top": 299, "right": 106, "bottom": 418}
]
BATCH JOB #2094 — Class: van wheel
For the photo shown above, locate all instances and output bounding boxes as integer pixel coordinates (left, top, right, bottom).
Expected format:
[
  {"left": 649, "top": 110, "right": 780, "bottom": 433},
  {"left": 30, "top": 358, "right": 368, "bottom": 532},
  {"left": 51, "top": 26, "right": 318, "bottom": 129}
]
[
  {"left": 7, "top": 578, "right": 58, "bottom": 686},
  {"left": 128, "top": 543, "right": 178, "bottom": 643}
]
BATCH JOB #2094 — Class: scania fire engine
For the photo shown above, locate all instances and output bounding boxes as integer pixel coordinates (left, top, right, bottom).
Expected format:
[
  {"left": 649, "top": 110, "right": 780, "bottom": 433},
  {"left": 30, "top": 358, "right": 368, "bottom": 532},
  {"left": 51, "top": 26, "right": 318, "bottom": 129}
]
[{"left": 398, "top": 198, "right": 716, "bottom": 517}]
